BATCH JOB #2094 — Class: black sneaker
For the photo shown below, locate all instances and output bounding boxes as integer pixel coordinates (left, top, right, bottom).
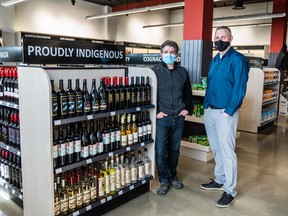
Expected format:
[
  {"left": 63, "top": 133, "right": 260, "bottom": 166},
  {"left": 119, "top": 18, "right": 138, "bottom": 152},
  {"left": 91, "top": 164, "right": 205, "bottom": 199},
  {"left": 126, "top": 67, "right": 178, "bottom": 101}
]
[
  {"left": 156, "top": 183, "right": 169, "bottom": 195},
  {"left": 170, "top": 178, "right": 184, "bottom": 189},
  {"left": 216, "top": 192, "right": 235, "bottom": 208},
  {"left": 200, "top": 179, "right": 224, "bottom": 191}
]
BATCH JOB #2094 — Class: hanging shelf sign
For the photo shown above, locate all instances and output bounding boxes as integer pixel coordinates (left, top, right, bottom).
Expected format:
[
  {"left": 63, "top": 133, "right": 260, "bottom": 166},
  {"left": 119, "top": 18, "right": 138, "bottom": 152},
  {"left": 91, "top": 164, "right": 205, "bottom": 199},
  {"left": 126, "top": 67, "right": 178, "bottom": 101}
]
[
  {"left": 22, "top": 37, "right": 125, "bottom": 65},
  {"left": 0, "top": 46, "right": 22, "bottom": 63}
]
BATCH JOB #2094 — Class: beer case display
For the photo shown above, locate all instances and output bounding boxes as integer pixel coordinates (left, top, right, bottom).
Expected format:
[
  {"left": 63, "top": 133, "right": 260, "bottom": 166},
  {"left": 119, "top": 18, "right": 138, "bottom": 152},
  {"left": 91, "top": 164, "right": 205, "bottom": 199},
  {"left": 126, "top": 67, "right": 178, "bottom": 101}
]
[{"left": 18, "top": 66, "right": 157, "bottom": 216}]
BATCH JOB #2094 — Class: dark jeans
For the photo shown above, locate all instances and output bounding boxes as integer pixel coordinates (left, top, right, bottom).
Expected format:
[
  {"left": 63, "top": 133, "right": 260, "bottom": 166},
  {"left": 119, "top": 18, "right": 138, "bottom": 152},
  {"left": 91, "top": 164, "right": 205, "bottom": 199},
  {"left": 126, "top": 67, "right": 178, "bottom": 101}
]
[{"left": 155, "top": 115, "right": 185, "bottom": 184}]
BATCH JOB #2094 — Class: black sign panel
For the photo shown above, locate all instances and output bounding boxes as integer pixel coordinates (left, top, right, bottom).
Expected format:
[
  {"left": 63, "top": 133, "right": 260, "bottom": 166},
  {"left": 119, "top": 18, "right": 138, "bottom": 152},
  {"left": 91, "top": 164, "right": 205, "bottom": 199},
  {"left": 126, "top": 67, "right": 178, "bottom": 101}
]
[
  {"left": 0, "top": 47, "right": 22, "bottom": 63},
  {"left": 125, "top": 53, "right": 181, "bottom": 65},
  {"left": 23, "top": 38, "right": 125, "bottom": 65}
]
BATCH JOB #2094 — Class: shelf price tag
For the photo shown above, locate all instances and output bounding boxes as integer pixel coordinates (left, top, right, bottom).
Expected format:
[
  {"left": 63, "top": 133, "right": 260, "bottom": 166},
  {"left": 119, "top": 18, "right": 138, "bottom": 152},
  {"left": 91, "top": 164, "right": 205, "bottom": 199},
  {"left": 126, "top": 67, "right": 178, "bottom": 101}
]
[
  {"left": 19, "top": 194, "right": 23, "bottom": 200},
  {"left": 54, "top": 120, "right": 61, "bottom": 126},
  {"left": 118, "top": 190, "right": 123, "bottom": 196},
  {"left": 110, "top": 111, "right": 116, "bottom": 116},
  {"left": 126, "top": 147, "right": 131, "bottom": 151},
  {"left": 86, "top": 205, "right": 92, "bottom": 211},
  {"left": 108, "top": 152, "right": 113, "bottom": 157},
  {"left": 87, "top": 115, "right": 93, "bottom": 120},
  {"left": 55, "top": 168, "right": 62, "bottom": 174},
  {"left": 5, "top": 185, "right": 8, "bottom": 189},
  {"left": 6, "top": 146, "right": 9, "bottom": 150},
  {"left": 107, "top": 196, "right": 112, "bottom": 201},
  {"left": 12, "top": 189, "right": 15, "bottom": 194},
  {"left": 141, "top": 142, "right": 145, "bottom": 147},
  {"left": 72, "top": 211, "right": 80, "bottom": 216},
  {"left": 17, "top": 151, "right": 21, "bottom": 156},
  {"left": 129, "top": 185, "right": 134, "bottom": 190},
  {"left": 101, "top": 199, "right": 106, "bottom": 204},
  {"left": 142, "top": 180, "right": 146, "bottom": 184},
  {"left": 86, "top": 159, "right": 92, "bottom": 164},
  {"left": 136, "top": 107, "right": 141, "bottom": 111}
]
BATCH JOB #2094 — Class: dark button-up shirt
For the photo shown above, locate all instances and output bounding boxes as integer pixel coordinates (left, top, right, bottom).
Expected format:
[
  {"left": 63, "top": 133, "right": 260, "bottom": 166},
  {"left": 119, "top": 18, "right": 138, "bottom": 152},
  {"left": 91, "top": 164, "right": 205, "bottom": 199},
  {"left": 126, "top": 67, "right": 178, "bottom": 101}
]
[{"left": 204, "top": 47, "right": 250, "bottom": 116}]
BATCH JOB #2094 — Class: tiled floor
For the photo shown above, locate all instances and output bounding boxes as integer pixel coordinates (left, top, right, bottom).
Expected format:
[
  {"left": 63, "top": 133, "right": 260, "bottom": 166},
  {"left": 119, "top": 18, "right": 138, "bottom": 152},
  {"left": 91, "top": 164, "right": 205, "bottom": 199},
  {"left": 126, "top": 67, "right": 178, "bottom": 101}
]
[{"left": 1, "top": 117, "right": 288, "bottom": 216}]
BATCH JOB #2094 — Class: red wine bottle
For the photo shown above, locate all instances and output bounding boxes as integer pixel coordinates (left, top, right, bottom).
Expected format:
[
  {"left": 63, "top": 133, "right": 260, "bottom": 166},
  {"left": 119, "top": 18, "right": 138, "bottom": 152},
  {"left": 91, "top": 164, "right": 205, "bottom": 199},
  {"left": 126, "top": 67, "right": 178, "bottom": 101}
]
[
  {"left": 105, "top": 77, "right": 114, "bottom": 111},
  {"left": 112, "top": 76, "right": 120, "bottom": 110},
  {"left": 58, "top": 126, "right": 66, "bottom": 167},
  {"left": 124, "top": 76, "right": 131, "bottom": 109},
  {"left": 90, "top": 79, "right": 100, "bottom": 114},
  {"left": 58, "top": 80, "right": 68, "bottom": 118},
  {"left": 67, "top": 79, "right": 76, "bottom": 117},
  {"left": 83, "top": 79, "right": 91, "bottom": 114},
  {"left": 74, "top": 79, "right": 83, "bottom": 116},
  {"left": 73, "top": 123, "right": 81, "bottom": 162},
  {"left": 66, "top": 124, "right": 74, "bottom": 164},
  {"left": 118, "top": 77, "right": 125, "bottom": 110},
  {"left": 51, "top": 80, "right": 58, "bottom": 119},
  {"left": 98, "top": 77, "right": 107, "bottom": 112}
]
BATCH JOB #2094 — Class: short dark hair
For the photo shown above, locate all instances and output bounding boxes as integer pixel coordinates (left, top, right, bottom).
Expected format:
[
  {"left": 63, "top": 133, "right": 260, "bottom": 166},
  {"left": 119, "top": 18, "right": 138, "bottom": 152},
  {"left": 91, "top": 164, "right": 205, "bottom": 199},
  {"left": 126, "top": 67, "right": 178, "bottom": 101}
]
[
  {"left": 160, "top": 40, "right": 179, "bottom": 54},
  {"left": 215, "top": 26, "right": 232, "bottom": 36}
]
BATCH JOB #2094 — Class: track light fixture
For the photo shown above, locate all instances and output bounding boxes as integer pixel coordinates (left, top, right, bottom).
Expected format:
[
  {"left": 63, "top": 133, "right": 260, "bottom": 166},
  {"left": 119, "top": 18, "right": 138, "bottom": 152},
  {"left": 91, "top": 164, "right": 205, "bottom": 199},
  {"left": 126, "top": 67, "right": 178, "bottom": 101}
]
[
  {"left": 233, "top": 0, "right": 245, "bottom": 10},
  {"left": 1, "top": 0, "right": 25, "bottom": 6}
]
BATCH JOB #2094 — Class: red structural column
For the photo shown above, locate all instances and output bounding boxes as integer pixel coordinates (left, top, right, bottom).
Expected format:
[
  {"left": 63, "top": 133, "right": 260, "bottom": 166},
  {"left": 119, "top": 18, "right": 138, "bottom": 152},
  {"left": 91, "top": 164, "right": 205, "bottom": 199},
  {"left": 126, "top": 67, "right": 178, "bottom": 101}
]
[
  {"left": 270, "top": 0, "right": 288, "bottom": 52},
  {"left": 183, "top": 0, "right": 214, "bottom": 41}
]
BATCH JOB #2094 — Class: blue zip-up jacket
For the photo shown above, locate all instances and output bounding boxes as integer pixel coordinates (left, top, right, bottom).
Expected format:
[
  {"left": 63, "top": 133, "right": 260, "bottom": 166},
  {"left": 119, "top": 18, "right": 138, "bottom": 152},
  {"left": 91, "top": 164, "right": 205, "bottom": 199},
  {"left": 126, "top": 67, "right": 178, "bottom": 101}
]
[{"left": 204, "top": 47, "right": 250, "bottom": 116}]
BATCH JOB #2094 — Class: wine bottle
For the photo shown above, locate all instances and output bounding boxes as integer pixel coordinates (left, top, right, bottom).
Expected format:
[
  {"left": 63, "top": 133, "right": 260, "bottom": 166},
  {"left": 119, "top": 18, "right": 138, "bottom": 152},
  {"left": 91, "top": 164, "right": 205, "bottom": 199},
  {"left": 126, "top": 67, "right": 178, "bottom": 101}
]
[
  {"left": 13, "top": 69, "right": 19, "bottom": 105},
  {"left": 109, "top": 116, "right": 115, "bottom": 151},
  {"left": 75, "top": 174, "right": 83, "bottom": 209},
  {"left": 129, "top": 153, "right": 137, "bottom": 184},
  {"left": 67, "top": 79, "right": 76, "bottom": 117},
  {"left": 109, "top": 158, "right": 116, "bottom": 194},
  {"left": 98, "top": 77, "right": 107, "bottom": 112},
  {"left": 124, "top": 76, "right": 131, "bottom": 108},
  {"left": 136, "top": 150, "right": 145, "bottom": 180},
  {"left": 142, "top": 112, "right": 147, "bottom": 141},
  {"left": 73, "top": 123, "right": 81, "bottom": 162},
  {"left": 89, "top": 166, "right": 97, "bottom": 202},
  {"left": 114, "top": 115, "right": 121, "bottom": 150},
  {"left": 82, "top": 168, "right": 91, "bottom": 206},
  {"left": 68, "top": 176, "right": 77, "bottom": 213},
  {"left": 58, "top": 80, "right": 68, "bottom": 118},
  {"left": 118, "top": 77, "right": 125, "bottom": 110},
  {"left": 130, "top": 77, "right": 137, "bottom": 107},
  {"left": 54, "top": 182, "right": 61, "bottom": 216},
  {"left": 60, "top": 179, "right": 69, "bottom": 215},
  {"left": 102, "top": 118, "right": 110, "bottom": 153},
  {"left": 103, "top": 160, "right": 111, "bottom": 197},
  {"left": 131, "top": 113, "right": 138, "bottom": 145},
  {"left": 124, "top": 154, "right": 131, "bottom": 186},
  {"left": 114, "top": 155, "right": 121, "bottom": 191},
  {"left": 146, "top": 111, "right": 152, "bottom": 140},
  {"left": 53, "top": 128, "right": 58, "bottom": 168},
  {"left": 96, "top": 120, "right": 103, "bottom": 154},
  {"left": 89, "top": 120, "right": 97, "bottom": 158},
  {"left": 57, "top": 126, "right": 66, "bottom": 167},
  {"left": 90, "top": 79, "right": 100, "bottom": 114},
  {"left": 51, "top": 80, "right": 58, "bottom": 119},
  {"left": 136, "top": 76, "right": 142, "bottom": 107},
  {"left": 83, "top": 79, "right": 91, "bottom": 114},
  {"left": 126, "top": 114, "right": 133, "bottom": 146},
  {"left": 74, "top": 79, "right": 83, "bottom": 116},
  {"left": 119, "top": 154, "right": 126, "bottom": 188},
  {"left": 137, "top": 112, "right": 143, "bottom": 143},
  {"left": 81, "top": 122, "right": 89, "bottom": 160},
  {"left": 65, "top": 124, "right": 74, "bottom": 164},
  {"left": 96, "top": 162, "right": 105, "bottom": 199},
  {"left": 120, "top": 115, "right": 127, "bottom": 148},
  {"left": 105, "top": 77, "right": 114, "bottom": 111},
  {"left": 143, "top": 148, "right": 151, "bottom": 177},
  {"left": 112, "top": 76, "right": 120, "bottom": 110},
  {"left": 145, "top": 76, "right": 151, "bottom": 105},
  {"left": 141, "top": 76, "right": 146, "bottom": 106}
]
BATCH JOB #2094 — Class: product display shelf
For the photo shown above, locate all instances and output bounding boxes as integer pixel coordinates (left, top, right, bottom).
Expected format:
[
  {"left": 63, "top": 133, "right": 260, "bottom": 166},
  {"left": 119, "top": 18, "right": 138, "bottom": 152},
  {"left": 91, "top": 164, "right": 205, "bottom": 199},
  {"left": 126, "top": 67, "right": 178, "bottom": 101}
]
[
  {"left": 238, "top": 67, "right": 280, "bottom": 133},
  {"left": 0, "top": 100, "right": 19, "bottom": 109},
  {"left": 0, "top": 178, "right": 23, "bottom": 207},
  {"left": 18, "top": 66, "right": 157, "bottom": 216},
  {"left": 185, "top": 115, "right": 204, "bottom": 124},
  {"left": 0, "top": 141, "right": 21, "bottom": 156},
  {"left": 192, "top": 90, "right": 205, "bottom": 97}
]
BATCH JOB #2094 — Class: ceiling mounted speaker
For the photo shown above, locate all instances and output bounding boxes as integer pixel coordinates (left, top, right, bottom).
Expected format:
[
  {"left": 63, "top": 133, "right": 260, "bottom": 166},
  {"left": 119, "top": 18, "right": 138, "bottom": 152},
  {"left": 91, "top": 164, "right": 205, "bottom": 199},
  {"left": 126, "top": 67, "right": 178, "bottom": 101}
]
[{"left": 233, "top": 0, "right": 246, "bottom": 10}]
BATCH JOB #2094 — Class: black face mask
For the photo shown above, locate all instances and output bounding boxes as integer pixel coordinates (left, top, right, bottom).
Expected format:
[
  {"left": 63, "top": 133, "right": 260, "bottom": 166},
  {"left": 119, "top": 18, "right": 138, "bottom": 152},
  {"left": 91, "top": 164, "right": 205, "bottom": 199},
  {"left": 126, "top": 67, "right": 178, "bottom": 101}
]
[{"left": 214, "top": 40, "right": 230, "bottom": 52}]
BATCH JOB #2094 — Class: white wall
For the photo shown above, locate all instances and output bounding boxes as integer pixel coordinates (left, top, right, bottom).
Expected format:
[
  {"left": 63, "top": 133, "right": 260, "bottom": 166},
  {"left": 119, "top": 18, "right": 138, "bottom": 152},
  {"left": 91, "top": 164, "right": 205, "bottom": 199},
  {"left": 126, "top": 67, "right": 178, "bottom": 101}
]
[{"left": 0, "top": 3, "right": 15, "bottom": 32}]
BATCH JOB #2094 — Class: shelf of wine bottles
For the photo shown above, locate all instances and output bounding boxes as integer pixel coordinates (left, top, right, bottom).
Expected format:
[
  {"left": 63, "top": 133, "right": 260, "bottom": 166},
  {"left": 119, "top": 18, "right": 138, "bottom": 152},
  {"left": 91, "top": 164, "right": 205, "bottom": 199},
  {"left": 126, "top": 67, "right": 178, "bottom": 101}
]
[
  {"left": 0, "top": 66, "right": 19, "bottom": 106},
  {"left": 54, "top": 148, "right": 152, "bottom": 216},
  {"left": 0, "top": 178, "right": 23, "bottom": 201}
]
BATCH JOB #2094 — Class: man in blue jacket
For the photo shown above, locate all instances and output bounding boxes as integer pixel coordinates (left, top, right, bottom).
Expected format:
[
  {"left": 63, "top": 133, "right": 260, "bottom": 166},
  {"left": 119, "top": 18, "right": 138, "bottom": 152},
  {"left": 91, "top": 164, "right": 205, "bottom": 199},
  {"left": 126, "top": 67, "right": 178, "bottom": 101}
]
[
  {"left": 201, "top": 26, "right": 250, "bottom": 207},
  {"left": 153, "top": 40, "right": 192, "bottom": 195}
]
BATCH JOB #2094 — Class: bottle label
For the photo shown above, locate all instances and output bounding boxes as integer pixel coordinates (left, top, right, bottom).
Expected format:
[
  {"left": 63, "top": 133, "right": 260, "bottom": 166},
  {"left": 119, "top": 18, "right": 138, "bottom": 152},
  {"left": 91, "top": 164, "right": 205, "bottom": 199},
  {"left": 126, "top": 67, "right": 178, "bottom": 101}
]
[
  {"left": 103, "top": 133, "right": 110, "bottom": 145},
  {"left": 76, "top": 95, "right": 83, "bottom": 113},
  {"left": 138, "top": 127, "right": 143, "bottom": 137},
  {"left": 14, "top": 87, "right": 19, "bottom": 99},
  {"left": 60, "top": 198, "right": 68, "bottom": 212},
  {"left": 108, "top": 93, "right": 113, "bottom": 104},
  {"left": 131, "top": 167, "right": 137, "bottom": 182},
  {"left": 120, "top": 92, "right": 125, "bottom": 102},
  {"left": 142, "top": 91, "right": 147, "bottom": 104},
  {"left": 67, "top": 141, "right": 74, "bottom": 155},
  {"left": 90, "top": 186, "right": 97, "bottom": 200},
  {"left": 74, "top": 140, "right": 81, "bottom": 153},
  {"left": 81, "top": 146, "right": 89, "bottom": 158},
  {"left": 100, "top": 100, "right": 107, "bottom": 111},
  {"left": 133, "top": 132, "right": 138, "bottom": 143},
  {"left": 52, "top": 96, "right": 58, "bottom": 117},
  {"left": 83, "top": 101, "right": 91, "bottom": 113},
  {"left": 90, "top": 144, "right": 97, "bottom": 156},
  {"left": 68, "top": 195, "right": 76, "bottom": 210},
  {"left": 126, "top": 91, "right": 131, "bottom": 101},
  {"left": 147, "top": 124, "right": 152, "bottom": 134},
  {"left": 116, "top": 130, "right": 120, "bottom": 142},
  {"left": 143, "top": 125, "right": 147, "bottom": 136},
  {"left": 121, "top": 135, "right": 127, "bottom": 147},
  {"left": 137, "top": 91, "right": 142, "bottom": 104},
  {"left": 67, "top": 95, "right": 75, "bottom": 114},
  {"left": 110, "top": 173, "right": 116, "bottom": 192},
  {"left": 115, "top": 92, "right": 120, "bottom": 102},
  {"left": 125, "top": 169, "right": 131, "bottom": 185},
  {"left": 147, "top": 90, "right": 151, "bottom": 103},
  {"left": 145, "top": 162, "right": 151, "bottom": 176},
  {"left": 4, "top": 165, "right": 9, "bottom": 179},
  {"left": 92, "top": 101, "right": 100, "bottom": 112},
  {"left": 105, "top": 175, "right": 110, "bottom": 194},
  {"left": 131, "top": 92, "right": 136, "bottom": 104},
  {"left": 138, "top": 164, "right": 145, "bottom": 179},
  {"left": 83, "top": 190, "right": 90, "bottom": 204},
  {"left": 127, "top": 134, "right": 133, "bottom": 145},
  {"left": 98, "top": 177, "right": 105, "bottom": 197},
  {"left": 60, "top": 96, "right": 68, "bottom": 115},
  {"left": 116, "top": 169, "right": 121, "bottom": 190},
  {"left": 110, "top": 131, "right": 115, "bottom": 143},
  {"left": 121, "top": 167, "right": 126, "bottom": 187},
  {"left": 58, "top": 143, "right": 66, "bottom": 157},
  {"left": 53, "top": 145, "right": 58, "bottom": 159},
  {"left": 54, "top": 200, "right": 60, "bottom": 215},
  {"left": 76, "top": 193, "right": 83, "bottom": 206},
  {"left": 96, "top": 141, "right": 104, "bottom": 154}
]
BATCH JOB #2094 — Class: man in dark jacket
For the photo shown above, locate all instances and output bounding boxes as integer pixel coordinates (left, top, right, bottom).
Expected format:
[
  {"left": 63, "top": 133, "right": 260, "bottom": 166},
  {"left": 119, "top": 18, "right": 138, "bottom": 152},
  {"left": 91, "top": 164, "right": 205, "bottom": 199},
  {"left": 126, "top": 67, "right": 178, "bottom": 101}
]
[{"left": 153, "top": 40, "right": 192, "bottom": 195}]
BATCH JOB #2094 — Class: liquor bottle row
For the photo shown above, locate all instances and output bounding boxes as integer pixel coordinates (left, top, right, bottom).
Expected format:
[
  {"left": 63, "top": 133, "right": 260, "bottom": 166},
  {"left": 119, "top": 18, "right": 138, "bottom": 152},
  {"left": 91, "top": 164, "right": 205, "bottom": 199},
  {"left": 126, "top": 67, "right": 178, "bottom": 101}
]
[
  {"left": 52, "top": 76, "right": 151, "bottom": 119},
  {"left": 0, "top": 107, "right": 21, "bottom": 149},
  {"left": 192, "top": 103, "right": 204, "bottom": 117},
  {"left": 54, "top": 111, "right": 152, "bottom": 168},
  {"left": 0, "top": 66, "right": 19, "bottom": 105},
  {"left": 263, "top": 88, "right": 278, "bottom": 103},
  {"left": 261, "top": 107, "right": 277, "bottom": 124},
  {"left": 0, "top": 147, "right": 22, "bottom": 190},
  {"left": 264, "top": 70, "right": 280, "bottom": 84},
  {"left": 54, "top": 150, "right": 151, "bottom": 215}
]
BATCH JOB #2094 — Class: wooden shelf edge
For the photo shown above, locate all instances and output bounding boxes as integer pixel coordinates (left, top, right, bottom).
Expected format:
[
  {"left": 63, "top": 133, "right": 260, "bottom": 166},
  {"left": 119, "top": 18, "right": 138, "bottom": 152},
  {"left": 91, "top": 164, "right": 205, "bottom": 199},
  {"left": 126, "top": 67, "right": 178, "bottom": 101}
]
[
  {"left": 185, "top": 115, "right": 204, "bottom": 124},
  {"left": 180, "top": 140, "right": 211, "bottom": 152},
  {"left": 192, "top": 90, "right": 205, "bottom": 97}
]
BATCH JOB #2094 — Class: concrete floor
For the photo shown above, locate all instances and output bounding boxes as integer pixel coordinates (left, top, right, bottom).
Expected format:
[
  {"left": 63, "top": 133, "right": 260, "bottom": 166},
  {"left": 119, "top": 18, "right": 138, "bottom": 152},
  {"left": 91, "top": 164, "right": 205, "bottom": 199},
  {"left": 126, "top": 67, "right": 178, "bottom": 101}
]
[{"left": 1, "top": 116, "right": 287, "bottom": 216}]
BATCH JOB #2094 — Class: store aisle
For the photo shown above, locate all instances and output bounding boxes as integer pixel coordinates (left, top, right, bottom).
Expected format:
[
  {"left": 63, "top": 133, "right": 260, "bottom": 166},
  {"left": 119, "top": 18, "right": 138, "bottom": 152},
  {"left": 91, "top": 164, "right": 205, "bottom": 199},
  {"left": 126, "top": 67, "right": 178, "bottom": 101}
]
[{"left": 0, "top": 117, "right": 287, "bottom": 216}]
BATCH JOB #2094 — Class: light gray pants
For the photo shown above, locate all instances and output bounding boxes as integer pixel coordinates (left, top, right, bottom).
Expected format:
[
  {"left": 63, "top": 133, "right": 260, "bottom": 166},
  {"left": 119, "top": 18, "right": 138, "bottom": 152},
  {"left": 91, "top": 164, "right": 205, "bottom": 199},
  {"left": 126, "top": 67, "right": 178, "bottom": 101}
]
[{"left": 204, "top": 107, "right": 239, "bottom": 197}]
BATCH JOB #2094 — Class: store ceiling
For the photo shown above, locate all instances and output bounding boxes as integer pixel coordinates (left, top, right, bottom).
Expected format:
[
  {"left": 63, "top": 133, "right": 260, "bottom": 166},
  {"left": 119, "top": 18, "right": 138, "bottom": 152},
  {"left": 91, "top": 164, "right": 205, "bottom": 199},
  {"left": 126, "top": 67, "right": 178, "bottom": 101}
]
[{"left": 83, "top": 0, "right": 273, "bottom": 8}]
